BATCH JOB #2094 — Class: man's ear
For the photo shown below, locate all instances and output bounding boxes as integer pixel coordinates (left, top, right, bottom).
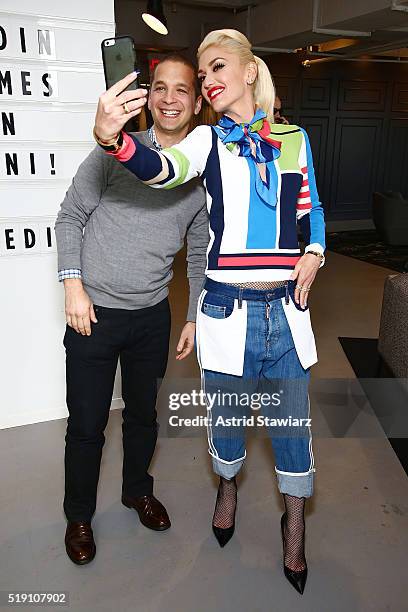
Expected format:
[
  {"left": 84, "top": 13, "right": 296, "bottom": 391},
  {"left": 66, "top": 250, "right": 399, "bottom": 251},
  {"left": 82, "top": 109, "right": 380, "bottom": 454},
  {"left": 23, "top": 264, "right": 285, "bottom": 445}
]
[{"left": 194, "top": 94, "right": 203, "bottom": 115}]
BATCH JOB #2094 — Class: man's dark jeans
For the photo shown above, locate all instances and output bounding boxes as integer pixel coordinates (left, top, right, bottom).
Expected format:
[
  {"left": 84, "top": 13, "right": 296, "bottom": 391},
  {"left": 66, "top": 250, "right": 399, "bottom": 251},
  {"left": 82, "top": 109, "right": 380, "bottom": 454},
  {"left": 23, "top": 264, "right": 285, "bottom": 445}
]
[{"left": 63, "top": 298, "right": 171, "bottom": 522}]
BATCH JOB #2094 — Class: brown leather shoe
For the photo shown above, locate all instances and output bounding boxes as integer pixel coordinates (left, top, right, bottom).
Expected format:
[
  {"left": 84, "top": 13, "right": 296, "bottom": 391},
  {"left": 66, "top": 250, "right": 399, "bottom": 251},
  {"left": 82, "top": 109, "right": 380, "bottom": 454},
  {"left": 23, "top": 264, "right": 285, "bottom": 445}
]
[
  {"left": 65, "top": 521, "right": 96, "bottom": 565},
  {"left": 122, "top": 495, "right": 171, "bottom": 531}
]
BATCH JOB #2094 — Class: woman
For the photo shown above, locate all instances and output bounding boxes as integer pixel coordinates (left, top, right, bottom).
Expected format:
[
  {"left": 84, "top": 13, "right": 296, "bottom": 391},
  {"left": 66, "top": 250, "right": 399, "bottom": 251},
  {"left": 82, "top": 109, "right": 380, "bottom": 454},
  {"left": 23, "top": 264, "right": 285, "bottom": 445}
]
[{"left": 93, "top": 29, "right": 325, "bottom": 595}]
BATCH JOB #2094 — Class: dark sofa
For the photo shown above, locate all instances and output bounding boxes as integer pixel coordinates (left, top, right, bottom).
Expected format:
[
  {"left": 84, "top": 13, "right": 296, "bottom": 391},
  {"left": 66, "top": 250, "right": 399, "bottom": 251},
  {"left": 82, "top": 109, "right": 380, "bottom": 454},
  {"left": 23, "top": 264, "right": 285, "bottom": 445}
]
[{"left": 372, "top": 192, "right": 408, "bottom": 246}]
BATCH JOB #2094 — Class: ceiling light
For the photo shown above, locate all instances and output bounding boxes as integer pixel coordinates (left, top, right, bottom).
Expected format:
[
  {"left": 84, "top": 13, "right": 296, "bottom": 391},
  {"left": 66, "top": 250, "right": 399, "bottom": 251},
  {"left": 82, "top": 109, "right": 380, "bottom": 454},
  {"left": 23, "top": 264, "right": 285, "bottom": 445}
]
[{"left": 142, "top": 0, "right": 168, "bottom": 35}]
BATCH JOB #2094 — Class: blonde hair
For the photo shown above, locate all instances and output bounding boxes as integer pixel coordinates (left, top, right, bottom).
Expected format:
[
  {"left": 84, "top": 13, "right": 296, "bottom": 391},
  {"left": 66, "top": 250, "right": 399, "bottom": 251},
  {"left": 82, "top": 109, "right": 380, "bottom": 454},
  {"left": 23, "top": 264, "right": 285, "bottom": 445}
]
[{"left": 197, "top": 29, "right": 276, "bottom": 123}]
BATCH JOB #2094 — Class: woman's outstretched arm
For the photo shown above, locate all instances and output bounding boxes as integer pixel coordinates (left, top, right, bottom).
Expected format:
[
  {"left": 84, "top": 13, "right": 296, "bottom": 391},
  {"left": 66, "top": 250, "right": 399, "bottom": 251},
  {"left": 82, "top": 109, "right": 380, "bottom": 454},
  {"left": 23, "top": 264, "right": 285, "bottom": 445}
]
[
  {"left": 93, "top": 72, "right": 211, "bottom": 189},
  {"left": 109, "top": 126, "right": 211, "bottom": 189}
]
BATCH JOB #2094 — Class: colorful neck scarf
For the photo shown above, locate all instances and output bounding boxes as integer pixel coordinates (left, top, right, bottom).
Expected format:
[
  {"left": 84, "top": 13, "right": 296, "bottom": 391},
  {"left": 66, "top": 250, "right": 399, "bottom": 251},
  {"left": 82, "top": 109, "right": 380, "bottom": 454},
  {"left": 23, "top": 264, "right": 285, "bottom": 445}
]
[
  {"left": 213, "top": 108, "right": 281, "bottom": 164},
  {"left": 212, "top": 108, "right": 281, "bottom": 207}
]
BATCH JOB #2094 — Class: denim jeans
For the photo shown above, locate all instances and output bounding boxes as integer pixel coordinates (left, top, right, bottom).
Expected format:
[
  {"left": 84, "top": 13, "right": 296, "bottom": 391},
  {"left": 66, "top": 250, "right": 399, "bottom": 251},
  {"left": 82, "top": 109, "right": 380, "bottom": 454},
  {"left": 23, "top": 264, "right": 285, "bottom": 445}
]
[{"left": 201, "top": 280, "right": 315, "bottom": 498}]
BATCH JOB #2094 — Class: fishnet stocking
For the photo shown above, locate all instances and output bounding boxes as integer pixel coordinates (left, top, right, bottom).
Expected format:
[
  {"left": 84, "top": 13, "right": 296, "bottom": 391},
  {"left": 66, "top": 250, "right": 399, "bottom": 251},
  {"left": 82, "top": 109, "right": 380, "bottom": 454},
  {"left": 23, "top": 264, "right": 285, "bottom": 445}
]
[
  {"left": 212, "top": 477, "right": 237, "bottom": 529},
  {"left": 282, "top": 494, "right": 306, "bottom": 572},
  {"left": 228, "top": 281, "right": 287, "bottom": 289}
]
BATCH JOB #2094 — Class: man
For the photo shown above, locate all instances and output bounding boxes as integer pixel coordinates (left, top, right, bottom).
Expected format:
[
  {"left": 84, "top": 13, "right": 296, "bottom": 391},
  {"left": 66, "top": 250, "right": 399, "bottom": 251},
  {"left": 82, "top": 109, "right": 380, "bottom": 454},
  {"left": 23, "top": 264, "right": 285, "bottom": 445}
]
[
  {"left": 55, "top": 54, "right": 208, "bottom": 565},
  {"left": 274, "top": 95, "right": 289, "bottom": 125}
]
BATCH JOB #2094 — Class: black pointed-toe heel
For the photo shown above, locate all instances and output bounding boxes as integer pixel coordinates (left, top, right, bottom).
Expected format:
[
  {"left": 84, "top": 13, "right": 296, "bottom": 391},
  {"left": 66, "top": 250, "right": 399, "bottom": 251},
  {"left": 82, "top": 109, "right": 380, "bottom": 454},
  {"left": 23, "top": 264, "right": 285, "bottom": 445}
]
[
  {"left": 212, "top": 523, "right": 235, "bottom": 548},
  {"left": 280, "top": 512, "right": 308, "bottom": 595},
  {"left": 212, "top": 477, "right": 237, "bottom": 548}
]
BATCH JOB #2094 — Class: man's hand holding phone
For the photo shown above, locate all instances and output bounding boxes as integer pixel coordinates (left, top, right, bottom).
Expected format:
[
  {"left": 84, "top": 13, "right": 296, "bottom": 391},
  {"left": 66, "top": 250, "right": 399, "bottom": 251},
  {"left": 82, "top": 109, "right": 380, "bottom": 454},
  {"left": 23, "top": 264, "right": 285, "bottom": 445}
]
[{"left": 94, "top": 72, "right": 148, "bottom": 143}]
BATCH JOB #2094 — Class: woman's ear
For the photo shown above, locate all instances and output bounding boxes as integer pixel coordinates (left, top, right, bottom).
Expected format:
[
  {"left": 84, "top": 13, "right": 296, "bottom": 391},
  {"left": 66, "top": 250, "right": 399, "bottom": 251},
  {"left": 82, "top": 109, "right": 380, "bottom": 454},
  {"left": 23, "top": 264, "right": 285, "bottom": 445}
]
[{"left": 246, "top": 61, "right": 257, "bottom": 85}]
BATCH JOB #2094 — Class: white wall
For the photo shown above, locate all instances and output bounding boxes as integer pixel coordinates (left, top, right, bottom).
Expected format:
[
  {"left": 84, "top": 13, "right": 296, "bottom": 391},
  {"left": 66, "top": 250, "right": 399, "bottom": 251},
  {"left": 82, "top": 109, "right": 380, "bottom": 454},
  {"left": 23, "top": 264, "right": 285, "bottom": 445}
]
[{"left": 0, "top": 0, "right": 117, "bottom": 428}]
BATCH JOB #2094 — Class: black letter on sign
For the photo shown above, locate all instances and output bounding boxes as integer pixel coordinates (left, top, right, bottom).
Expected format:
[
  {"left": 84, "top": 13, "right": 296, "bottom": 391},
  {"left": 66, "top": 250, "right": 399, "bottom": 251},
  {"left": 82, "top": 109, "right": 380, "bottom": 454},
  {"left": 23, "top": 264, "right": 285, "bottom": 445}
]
[
  {"left": 5, "top": 229, "right": 15, "bottom": 250},
  {"left": 6, "top": 153, "right": 18, "bottom": 175},
  {"left": 50, "top": 153, "right": 55, "bottom": 175},
  {"left": 0, "top": 26, "right": 7, "bottom": 51},
  {"left": 30, "top": 153, "right": 35, "bottom": 174},
  {"left": 38, "top": 30, "right": 52, "bottom": 56},
  {"left": 1, "top": 112, "right": 15, "bottom": 136},
  {"left": 42, "top": 73, "right": 53, "bottom": 97},
  {"left": 21, "top": 72, "right": 32, "bottom": 96},
  {"left": 24, "top": 228, "right": 36, "bottom": 248},
  {"left": 46, "top": 227, "right": 52, "bottom": 248},
  {"left": 0, "top": 71, "right": 12, "bottom": 95},
  {"left": 20, "top": 27, "right": 26, "bottom": 53}
]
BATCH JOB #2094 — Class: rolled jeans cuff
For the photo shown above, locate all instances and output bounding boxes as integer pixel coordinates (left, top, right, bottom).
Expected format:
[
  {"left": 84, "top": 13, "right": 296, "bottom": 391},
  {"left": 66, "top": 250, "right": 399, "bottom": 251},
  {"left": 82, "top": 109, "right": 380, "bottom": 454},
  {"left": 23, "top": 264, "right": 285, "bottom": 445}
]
[
  {"left": 275, "top": 467, "right": 315, "bottom": 498},
  {"left": 209, "top": 450, "right": 246, "bottom": 480}
]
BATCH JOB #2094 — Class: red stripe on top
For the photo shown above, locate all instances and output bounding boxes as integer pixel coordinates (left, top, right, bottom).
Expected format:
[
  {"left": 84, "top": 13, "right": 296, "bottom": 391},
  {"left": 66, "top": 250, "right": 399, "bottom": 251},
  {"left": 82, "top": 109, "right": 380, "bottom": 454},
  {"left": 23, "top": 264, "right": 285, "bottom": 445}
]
[
  {"left": 263, "top": 136, "right": 282, "bottom": 149},
  {"left": 108, "top": 132, "right": 136, "bottom": 162},
  {"left": 218, "top": 255, "right": 301, "bottom": 267},
  {"left": 296, "top": 202, "right": 312, "bottom": 210},
  {"left": 301, "top": 179, "right": 308, "bottom": 187},
  {"left": 258, "top": 121, "right": 282, "bottom": 149},
  {"left": 297, "top": 190, "right": 311, "bottom": 199},
  {"left": 301, "top": 166, "right": 308, "bottom": 173}
]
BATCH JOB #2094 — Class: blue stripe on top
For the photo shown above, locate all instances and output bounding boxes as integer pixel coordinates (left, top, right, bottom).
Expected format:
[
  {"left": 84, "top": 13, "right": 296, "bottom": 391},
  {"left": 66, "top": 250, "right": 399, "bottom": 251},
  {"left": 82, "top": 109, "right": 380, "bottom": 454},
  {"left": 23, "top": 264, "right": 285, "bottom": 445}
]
[
  {"left": 205, "top": 130, "right": 225, "bottom": 270},
  {"left": 299, "top": 127, "right": 326, "bottom": 249},
  {"left": 246, "top": 158, "right": 277, "bottom": 249},
  {"left": 122, "top": 135, "right": 165, "bottom": 181},
  {"left": 279, "top": 173, "right": 303, "bottom": 249}
]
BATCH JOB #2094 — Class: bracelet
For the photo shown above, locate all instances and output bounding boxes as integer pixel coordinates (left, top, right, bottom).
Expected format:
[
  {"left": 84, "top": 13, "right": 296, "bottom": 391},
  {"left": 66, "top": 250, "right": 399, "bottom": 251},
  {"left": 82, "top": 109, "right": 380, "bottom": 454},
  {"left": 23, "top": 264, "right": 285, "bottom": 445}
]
[
  {"left": 305, "top": 249, "right": 325, "bottom": 268},
  {"left": 93, "top": 128, "right": 124, "bottom": 152},
  {"left": 306, "top": 250, "right": 324, "bottom": 260}
]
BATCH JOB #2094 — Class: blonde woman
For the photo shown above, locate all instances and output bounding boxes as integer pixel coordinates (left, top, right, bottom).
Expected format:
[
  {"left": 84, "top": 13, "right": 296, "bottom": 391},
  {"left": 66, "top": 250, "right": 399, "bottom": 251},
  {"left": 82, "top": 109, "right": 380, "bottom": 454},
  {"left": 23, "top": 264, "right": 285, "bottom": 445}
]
[{"left": 93, "top": 29, "right": 325, "bottom": 595}]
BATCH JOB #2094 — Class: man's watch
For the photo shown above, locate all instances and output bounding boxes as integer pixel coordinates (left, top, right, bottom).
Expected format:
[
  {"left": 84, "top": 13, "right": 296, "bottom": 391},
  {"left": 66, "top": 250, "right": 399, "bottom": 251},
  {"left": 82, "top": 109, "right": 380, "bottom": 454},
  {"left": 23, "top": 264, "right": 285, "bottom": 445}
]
[{"left": 93, "top": 128, "right": 124, "bottom": 152}]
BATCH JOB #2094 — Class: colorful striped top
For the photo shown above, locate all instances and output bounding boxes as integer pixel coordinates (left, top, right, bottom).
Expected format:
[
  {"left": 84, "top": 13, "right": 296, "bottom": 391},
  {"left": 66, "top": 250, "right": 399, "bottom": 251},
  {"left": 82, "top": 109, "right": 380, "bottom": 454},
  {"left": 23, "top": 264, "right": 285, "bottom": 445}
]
[{"left": 110, "top": 109, "right": 326, "bottom": 282}]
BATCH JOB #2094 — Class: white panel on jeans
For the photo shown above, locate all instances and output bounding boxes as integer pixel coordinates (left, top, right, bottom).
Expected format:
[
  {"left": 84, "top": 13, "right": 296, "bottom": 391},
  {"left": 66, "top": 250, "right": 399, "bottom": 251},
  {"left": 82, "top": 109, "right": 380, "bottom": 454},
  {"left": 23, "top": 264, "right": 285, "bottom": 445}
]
[
  {"left": 281, "top": 297, "right": 318, "bottom": 370},
  {"left": 196, "top": 290, "right": 248, "bottom": 376}
]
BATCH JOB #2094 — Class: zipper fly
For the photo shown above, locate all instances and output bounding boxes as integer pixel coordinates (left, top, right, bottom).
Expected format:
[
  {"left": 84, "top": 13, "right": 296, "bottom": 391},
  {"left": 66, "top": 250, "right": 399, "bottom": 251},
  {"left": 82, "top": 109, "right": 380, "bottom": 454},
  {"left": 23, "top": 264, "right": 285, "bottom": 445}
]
[{"left": 265, "top": 302, "right": 270, "bottom": 320}]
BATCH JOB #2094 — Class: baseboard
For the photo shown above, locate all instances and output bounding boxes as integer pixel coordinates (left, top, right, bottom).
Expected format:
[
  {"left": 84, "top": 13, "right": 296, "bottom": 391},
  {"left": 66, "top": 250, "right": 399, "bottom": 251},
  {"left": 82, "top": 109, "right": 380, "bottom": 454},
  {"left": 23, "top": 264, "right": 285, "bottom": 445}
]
[
  {"left": 326, "top": 219, "right": 375, "bottom": 232},
  {"left": 0, "top": 397, "right": 125, "bottom": 430}
]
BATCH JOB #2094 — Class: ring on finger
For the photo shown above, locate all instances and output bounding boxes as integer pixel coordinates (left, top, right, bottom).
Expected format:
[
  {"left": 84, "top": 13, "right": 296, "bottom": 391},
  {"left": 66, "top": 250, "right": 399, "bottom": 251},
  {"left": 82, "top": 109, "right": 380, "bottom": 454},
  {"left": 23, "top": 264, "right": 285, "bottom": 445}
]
[
  {"left": 123, "top": 101, "right": 130, "bottom": 114},
  {"left": 296, "top": 284, "right": 303, "bottom": 289}
]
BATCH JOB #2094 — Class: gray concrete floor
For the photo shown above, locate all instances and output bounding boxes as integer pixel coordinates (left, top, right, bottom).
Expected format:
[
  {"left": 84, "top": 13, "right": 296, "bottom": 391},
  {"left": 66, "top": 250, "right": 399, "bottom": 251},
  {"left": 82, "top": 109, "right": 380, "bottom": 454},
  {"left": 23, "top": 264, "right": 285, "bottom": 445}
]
[{"left": 1, "top": 250, "right": 408, "bottom": 612}]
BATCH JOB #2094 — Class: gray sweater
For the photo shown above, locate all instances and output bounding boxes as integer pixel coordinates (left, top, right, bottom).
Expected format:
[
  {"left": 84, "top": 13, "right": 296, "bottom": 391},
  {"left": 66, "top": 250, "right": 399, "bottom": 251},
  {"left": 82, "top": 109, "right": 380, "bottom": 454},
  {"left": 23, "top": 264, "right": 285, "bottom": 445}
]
[{"left": 55, "top": 131, "right": 209, "bottom": 321}]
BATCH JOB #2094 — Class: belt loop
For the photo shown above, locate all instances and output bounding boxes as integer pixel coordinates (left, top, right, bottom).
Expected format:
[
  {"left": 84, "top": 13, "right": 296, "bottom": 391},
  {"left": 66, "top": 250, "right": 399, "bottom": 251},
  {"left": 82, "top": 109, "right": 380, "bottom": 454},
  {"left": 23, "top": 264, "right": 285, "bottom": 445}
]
[
  {"left": 285, "top": 280, "right": 289, "bottom": 305},
  {"left": 238, "top": 287, "right": 243, "bottom": 309}
]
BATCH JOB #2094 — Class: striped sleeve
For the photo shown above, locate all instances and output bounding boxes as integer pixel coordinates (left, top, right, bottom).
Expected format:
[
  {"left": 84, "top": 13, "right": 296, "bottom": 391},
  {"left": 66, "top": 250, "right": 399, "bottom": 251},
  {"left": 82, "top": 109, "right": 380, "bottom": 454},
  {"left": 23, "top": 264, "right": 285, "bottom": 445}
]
[
  {"left": 110, "top": 125, "right": 212, "bottom": 190},
  {"left": 296, "top": 127, "right": 326, "bottom": 252}
]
